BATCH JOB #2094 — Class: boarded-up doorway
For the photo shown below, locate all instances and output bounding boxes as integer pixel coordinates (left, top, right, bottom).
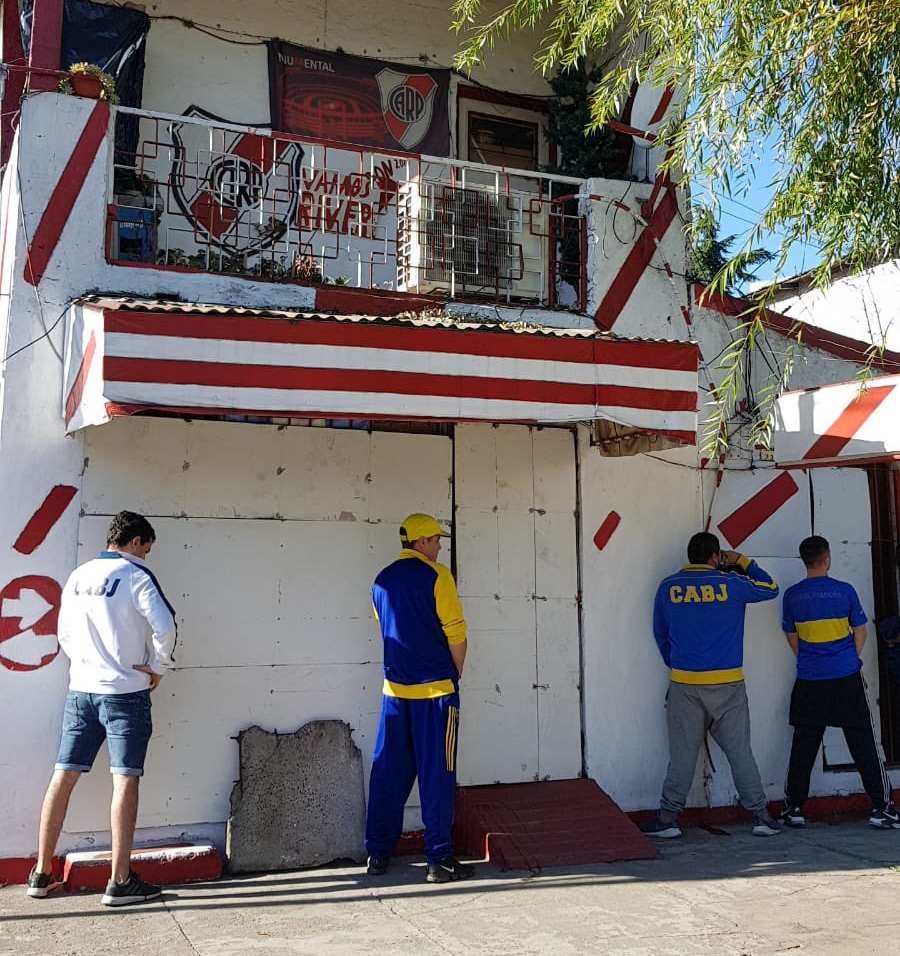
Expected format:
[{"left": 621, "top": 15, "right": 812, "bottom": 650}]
[{"left": 455, "top": 424, "right": 582, "bottom": 784}]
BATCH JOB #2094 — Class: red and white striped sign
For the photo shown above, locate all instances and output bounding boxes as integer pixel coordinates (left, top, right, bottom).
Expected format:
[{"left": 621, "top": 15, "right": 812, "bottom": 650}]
[
  {"left": 774, "top": 373, "right": 900, "bottom": 468},
  {"left": 63, "top": 299, "right": 698, "bottom": 439}
]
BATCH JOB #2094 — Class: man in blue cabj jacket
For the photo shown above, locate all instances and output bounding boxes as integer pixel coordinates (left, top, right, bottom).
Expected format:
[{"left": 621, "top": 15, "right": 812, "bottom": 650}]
[
  {"left": 365, "top": 513, "right": 474, "bottom": 883},
  {"left": 642, "top": 531, "right": 781, "bottom": 839}
]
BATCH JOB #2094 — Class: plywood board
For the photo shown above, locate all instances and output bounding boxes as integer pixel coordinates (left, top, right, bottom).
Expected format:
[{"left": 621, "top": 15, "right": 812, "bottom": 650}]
[
  {"left": 73, "top": 421, "right": 452, "bottom": 832},
  {"left": 455, "top": 423, "right": 581, "bottom": 785}
]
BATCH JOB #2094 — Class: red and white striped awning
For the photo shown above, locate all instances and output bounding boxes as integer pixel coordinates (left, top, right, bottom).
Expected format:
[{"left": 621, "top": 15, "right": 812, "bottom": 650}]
[
  {"left": 774, "top": 373, "right": 900, "bottom": 468},
  {"left": 62, "top": 298, "right": 699, "bottom": 440}
]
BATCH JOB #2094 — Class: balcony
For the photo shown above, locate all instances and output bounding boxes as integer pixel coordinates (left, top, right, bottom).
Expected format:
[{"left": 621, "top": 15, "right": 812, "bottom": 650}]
[{"left": 106, "top": 106, "right": 588, "bottom": 312}]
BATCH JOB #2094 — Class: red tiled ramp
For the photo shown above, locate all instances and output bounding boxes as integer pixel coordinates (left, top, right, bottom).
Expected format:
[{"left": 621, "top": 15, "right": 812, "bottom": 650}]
[{"left": 454, "top": 779, "right": 656, "bottom": 870}]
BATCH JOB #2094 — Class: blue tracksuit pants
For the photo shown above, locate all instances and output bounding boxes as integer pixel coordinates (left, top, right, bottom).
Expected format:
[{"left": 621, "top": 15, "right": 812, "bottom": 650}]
[{"left": 365, "top": 692, "right": 460, "bottom": 864}]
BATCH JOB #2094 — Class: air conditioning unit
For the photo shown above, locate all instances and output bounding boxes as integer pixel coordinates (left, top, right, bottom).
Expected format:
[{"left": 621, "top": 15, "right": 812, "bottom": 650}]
[{"left": 397, "top": 180, "right": 549, "bottom": 303}]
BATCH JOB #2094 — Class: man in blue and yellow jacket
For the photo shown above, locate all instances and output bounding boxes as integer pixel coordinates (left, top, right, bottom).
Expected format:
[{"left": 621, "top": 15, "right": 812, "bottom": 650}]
[
  {"left": 780, "top": 535, "right": 898, "bottom": 829},
  {"left": 365, "top": 513, "right": 474, "bottom": 884},
  {"left": 643, "top": 531, "right": 781, "bottom": 839}
]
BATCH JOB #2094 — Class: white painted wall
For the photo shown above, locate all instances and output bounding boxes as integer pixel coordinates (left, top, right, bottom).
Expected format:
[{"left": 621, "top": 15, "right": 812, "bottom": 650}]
[
  {"left": 584, "top": 177, "right": 690, "bottom": 340},
  {"left": 578, "top": 436, "right": 702, "bottom": 809},
  {"left": 65, "top": 418, "right": 452, "bottom": 836},
  {"left": 0, "top": 90, "right": 892, "bottom": 861},
  {"left": 127, "top": 0, "right": 560, "bottom": 120},
  {"left": 773, "top": 261, "right": 900, "bottom": 353}
]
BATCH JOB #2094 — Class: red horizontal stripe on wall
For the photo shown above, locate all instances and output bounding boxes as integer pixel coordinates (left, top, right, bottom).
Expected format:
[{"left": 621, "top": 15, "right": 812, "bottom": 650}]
[
  {"left": 104, "top": 357, "right": 697, "bottom": 411},
  {"left": 104, "top": 310, "right": 698, "bottom": 372}
]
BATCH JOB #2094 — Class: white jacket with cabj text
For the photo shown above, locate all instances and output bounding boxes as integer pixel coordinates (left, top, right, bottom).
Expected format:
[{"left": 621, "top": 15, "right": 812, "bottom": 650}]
[{"left": 57, "top": 550, "right": 177, "bottom": 694}]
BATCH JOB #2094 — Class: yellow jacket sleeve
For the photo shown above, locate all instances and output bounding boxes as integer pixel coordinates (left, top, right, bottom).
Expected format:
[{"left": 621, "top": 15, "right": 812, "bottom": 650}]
[{"left": 434, "top": 564, "right": 467, "bottom": 645}]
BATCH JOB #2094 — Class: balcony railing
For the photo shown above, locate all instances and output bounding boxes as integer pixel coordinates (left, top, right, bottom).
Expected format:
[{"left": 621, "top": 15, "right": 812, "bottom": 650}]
[{"left": 107, "top": 106, "right": 588, "bottom": 310}]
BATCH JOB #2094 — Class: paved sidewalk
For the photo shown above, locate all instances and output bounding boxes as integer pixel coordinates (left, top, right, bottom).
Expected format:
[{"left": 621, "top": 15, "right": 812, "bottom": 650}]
[{"left": 4, "top": 820, "right": 900, "bottom": 955}]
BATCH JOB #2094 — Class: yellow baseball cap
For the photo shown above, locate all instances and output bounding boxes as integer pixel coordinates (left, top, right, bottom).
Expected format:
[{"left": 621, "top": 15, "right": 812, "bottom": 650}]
[{"left": 400, "top": 513, "right": 450, "bottom": 544}]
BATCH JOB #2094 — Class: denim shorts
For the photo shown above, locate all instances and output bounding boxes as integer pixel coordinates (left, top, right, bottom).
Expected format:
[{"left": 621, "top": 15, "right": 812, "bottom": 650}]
[{"left": 55, "top": 690, "right": 153, "bottom": 776}]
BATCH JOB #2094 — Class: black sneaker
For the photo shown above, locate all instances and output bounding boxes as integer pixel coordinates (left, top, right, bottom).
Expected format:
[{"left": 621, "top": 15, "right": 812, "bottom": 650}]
[
  {"left": 425, "top": 857, "right": 475, "bottom": 883},
  {"left": 869, "top": 804, "right": 900, "bottom": 829},
  {"left": 366, "top": 855, "right": 390, "bottom": 876},
  {"left": 639, "top": 815, "right": 682, "bottom": 839},
  {"left": 100, "top": 870, "right": 162, "bottom": 907},
  {"left": 25, "top": 866, "right": 52, "bottom": 899},
  {"left": 751, "top": 811, "right": 782, "bottom": 836},
  {"left": 779, "top": 805, "right": 806, "bottom": 828}
]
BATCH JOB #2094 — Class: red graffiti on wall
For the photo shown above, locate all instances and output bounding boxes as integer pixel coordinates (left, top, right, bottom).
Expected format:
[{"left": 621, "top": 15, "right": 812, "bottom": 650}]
[
  {"left": 297, "top": 160, "right": 403, "bottom": 238},
  {"left": 1, "top": 484, "right": 75, "bottom": 672},
  {"left": 0, "top": 575, "right": 62, "bottom": 672}
]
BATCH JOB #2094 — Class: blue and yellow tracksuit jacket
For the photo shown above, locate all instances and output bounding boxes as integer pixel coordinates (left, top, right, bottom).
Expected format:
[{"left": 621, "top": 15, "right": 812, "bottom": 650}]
[
  {"left": 372, "top": 549, "right": 467, "bottom": 698},
  {"left": 653, "top": 556, "right": 779, "bottom": 684},
  {"left": 781, "top": 576, "right": 867, "bottom": 681},
  {"left": 367, "top": 549, "right": 467, "bottom": 863}
]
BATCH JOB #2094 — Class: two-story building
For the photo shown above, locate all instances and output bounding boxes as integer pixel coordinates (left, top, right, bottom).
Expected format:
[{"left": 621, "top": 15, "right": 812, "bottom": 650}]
[{"left": 0, "top": 0, "right": 898, "bottom": 875}]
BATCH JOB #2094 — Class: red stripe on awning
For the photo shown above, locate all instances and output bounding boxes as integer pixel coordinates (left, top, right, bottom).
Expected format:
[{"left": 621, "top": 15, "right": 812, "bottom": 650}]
[
  {"left": 803, "top": 384, "right": 895, "bottom": 461},
  {"left": 104, "top": 310, "right": 698, "bottom": 372},
  {"left": 64, "top": 330, "right": 97, "bottom": 426},
  {"left": 104, "top": 357, "right": 698, "bottom": 411}
]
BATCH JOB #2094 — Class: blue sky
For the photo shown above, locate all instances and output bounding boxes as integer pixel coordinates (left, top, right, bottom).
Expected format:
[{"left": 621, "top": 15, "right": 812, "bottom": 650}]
[{"left": 693, "top": 149, "right": 820, "bottom": 292}]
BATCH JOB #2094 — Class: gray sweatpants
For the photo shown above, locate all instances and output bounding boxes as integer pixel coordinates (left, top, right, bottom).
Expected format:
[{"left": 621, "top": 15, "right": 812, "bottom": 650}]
[{"left": 660, "top": 680, "right": 767, "bottom": 815}]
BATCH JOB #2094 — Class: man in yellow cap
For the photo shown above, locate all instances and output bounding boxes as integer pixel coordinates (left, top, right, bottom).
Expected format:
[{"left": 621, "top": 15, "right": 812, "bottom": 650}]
[{"left": 365, "top": 513, "right": 473, "bottom": 883}]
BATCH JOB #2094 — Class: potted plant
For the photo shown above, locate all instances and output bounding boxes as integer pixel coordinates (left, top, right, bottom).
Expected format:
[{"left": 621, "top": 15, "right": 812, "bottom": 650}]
[{"left": 59, "top": 63, "right": 119, "bottom": 103}]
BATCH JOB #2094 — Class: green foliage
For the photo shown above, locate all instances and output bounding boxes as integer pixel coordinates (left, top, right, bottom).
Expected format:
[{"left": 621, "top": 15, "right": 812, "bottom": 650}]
[
  {"left": 58, "top": 62, "right": 119, "bottom": 103},
  {"left": 689, "top": 206, "right": 773, "bottom": 292},
  {"left": 452, "top": 0, "right": 900, "bottom": 455},
  {"left": 546, "top": 60, "right": 630, "bottom": 179},
  {"left": 453, "top": 0, "right": 900, "bottom": 285}
]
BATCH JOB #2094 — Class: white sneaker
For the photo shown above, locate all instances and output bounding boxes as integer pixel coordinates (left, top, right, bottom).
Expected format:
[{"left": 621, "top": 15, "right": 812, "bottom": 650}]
[{"left": 751, "top": 811, "right": 782, "bottom": 836}]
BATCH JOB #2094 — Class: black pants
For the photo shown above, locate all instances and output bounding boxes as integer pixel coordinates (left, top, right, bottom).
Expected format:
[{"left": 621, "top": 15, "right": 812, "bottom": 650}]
[{"left": 785, "top": 723, "right": 891, "bottom": 810}]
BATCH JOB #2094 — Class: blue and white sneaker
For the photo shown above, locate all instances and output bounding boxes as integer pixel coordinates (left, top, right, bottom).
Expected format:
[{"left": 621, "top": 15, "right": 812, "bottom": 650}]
[
  {"left": 639, "top": 815, "right": 682, "bottom": 839},
  {"left": 869, "top": 804, "right": 900, "bottom": 829}
]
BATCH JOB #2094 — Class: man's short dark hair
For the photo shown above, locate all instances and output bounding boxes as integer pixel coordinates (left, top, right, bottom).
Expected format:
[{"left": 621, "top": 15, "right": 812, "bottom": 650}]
[
  {"left": 107, "top": 511, "right": 156, "bottom": 548},
  {"left": 799, "top": 535, "right": 830, "bottom": 567},
  {"left": 687, "top": 531, "right": 720, "bottom": 565}
]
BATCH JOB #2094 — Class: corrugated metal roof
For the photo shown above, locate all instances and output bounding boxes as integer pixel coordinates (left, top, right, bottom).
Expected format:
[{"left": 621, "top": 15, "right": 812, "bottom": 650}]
[{"left": 74, "top": 295, "right": 693, "bottom": 346}]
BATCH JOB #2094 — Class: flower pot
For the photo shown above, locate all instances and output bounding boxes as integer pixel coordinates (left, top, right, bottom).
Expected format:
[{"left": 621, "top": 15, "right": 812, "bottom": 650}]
[{"left": 69, "top": 73, "right": 103, "bottom": 99}]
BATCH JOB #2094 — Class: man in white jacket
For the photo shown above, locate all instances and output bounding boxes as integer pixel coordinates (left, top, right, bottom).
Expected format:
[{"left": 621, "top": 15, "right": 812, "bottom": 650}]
[{"left": 26, "top": 511, "right": 177, "bottom": 907}]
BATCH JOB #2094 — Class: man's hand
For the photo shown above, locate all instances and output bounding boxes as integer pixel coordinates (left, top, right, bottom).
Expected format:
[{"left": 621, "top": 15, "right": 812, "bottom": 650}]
[
  {"left": 133, "top": 665, "right": 162, "bottom": 691},
  {"left": 450, "top": 641, "right": 467, "bottom": 681},
  {"left": 721, "top": 550, "right": 742, "bottom": 566}
]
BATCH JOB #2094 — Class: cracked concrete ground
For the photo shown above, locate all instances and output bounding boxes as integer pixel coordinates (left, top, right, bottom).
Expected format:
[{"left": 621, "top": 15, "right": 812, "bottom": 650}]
[{"left": 4, "top": 820, "right": 900, "bottom": 955}]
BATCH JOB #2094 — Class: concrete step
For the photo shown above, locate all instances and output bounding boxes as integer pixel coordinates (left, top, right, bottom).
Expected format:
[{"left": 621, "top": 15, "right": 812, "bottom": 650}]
[
  {"left": 64, "top": 842, "right": 221, "bottom": 891},
  {"left": 454, "top": 779, "right": 656, "bottom": 870}
]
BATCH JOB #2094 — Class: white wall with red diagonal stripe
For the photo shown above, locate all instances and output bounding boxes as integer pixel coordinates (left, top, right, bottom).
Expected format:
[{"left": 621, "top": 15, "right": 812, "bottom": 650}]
[{"left": 0, "top": 81, "right": 896, "bottom": 873}]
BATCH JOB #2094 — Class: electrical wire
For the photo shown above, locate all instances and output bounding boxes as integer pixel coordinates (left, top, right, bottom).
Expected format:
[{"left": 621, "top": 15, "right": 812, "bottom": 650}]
[
  {"left": 108, "top": 3, "right": 560, "bottom": 100},
  {"left": 2, "top": 301, "right": 70, "bottom": 362},
  {"left": 16, "top": 167, "right": 63, "bottom": 363}
]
